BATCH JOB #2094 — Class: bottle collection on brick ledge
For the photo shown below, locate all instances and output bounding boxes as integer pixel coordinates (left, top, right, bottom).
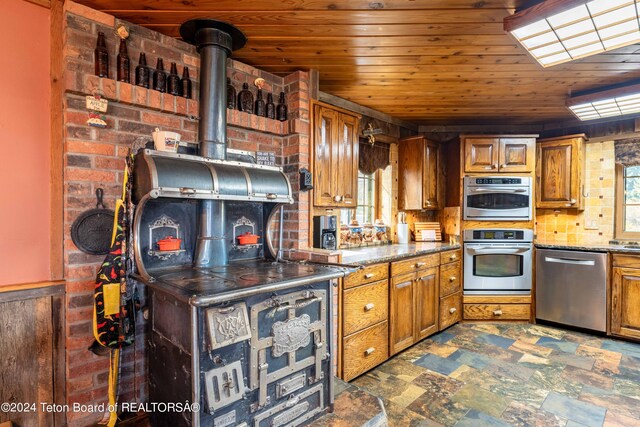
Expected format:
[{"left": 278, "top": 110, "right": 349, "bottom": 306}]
[
  {"left": 227, "top": 77, "right": 287, "bottom": 121},
  {"left": 94, "top": 28, "right": 193, "bottom": 99}
]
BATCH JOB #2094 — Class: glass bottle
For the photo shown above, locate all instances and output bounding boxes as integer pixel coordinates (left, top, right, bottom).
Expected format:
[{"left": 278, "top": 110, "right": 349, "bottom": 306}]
[
  {"left": 265, "top": 93, "right": 276, "bottom": 119},
  {"left": 116, "top": 39, "right": 130, "bottom": 83},
  {"left": 181, "top": 67, "right": 192, "bottom": 99},
  {"left": 135, "top": 53, "right": 149, "bottom": 88},
  {"left": 276, "top": 91, "right": 288, "bottom": 121},
  {"left": 226, "top": 78, "right": 236, "bottom": 110},
  {"left": 254, "top": 88, "right": 266, "bottom": 117},
  {"left": 94, "top": 32, "right": 109, "bottom": 78},
  {"left": 152, "top": 58, "right": 167, "bottom": 93},
  {"left": 167, "top": 62, "right": 181, "bottom": 96},
  {"left": 237, "top": 83, "right": 254, "bottom": 113}
]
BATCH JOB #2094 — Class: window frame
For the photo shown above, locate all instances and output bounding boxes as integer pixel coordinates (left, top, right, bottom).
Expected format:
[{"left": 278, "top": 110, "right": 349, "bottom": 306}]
[
  {"left": 615, "top": 163, "right": 640, "bottom": 240},
  {"left": 355, "top": 170, "right": 380, "bottom": 225}
]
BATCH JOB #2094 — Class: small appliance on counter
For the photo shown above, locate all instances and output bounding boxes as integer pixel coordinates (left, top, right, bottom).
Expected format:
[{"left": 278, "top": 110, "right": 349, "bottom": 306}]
[{"left": 313, "top": 215, "right": 337, "bottom": 250}]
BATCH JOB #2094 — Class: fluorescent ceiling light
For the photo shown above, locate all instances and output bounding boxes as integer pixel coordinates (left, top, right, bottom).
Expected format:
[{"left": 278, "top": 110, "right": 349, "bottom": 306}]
[
  {"left": 504, "top": 0, "right": 640, "bottom": 67},
  {"left": 567, "top": 83, "right": 640, "bottom": 120}
]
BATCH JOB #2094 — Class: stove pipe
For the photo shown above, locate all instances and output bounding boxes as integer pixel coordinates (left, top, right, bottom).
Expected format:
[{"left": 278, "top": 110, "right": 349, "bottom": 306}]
[{"left": 180, "top": 19, "right": 247, "bottom": 268}]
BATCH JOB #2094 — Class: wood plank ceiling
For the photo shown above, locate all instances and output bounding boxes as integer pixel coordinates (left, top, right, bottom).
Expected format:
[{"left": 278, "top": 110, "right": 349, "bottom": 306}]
[{"left": 75, "top": 0, "right": 640, "bottom": 125}]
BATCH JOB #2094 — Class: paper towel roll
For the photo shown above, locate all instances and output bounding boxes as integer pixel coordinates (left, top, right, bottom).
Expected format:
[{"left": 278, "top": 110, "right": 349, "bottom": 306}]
[{"left": 397, "top": 223, "right": 409, "bottom": 244}]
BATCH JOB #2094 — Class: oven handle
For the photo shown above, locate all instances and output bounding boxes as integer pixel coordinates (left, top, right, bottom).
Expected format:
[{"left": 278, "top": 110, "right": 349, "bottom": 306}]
[
  {"left": 467, "top": 247, "right": 531, "bottom": 255},
  {"left": 468, "top": 188, "right": 528, "bottom": 194}
]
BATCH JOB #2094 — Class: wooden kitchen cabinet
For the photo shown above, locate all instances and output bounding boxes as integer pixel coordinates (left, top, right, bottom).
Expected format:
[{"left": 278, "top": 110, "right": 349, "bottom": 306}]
[
  {"left": 398, "top": 135, "right": 444, "bottom": 210},
  {"left": 536, "top": 134, "right": 585, "bottom": 210},
  {"left": 340, "top": 263, "right": 389, "bottom": 381},
  {"left": 438, "top": 249, "right": 462, "bottom": 331},
  {"left": 462, "top": 135, "right": 536, "bottom": 173},
  {"left": 390, "top": 263, "right": 439, "bottom": 355},
  {"left": 611, "top": 254, "right": 640, "bottom": 340},
  {"left": 313, "top": 102, "right": 360, "bottom": 207}
]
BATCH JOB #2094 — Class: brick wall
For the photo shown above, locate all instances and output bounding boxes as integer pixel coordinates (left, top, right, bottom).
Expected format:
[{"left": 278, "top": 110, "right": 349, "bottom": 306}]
[{"left": 61, "top": 2, "right": 311, "bottom": 425}]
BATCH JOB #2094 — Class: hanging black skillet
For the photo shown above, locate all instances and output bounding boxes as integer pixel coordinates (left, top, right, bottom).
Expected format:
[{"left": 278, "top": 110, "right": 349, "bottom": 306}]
[{"left": 71, "top": 188, "right": 115, "bottom": 255}]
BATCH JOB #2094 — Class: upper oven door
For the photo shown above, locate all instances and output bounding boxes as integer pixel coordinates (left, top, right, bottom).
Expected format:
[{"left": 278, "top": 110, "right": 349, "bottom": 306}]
[
  {"left": 464, "top": 186, "right": 532, "bottom": 220},
  {"left": 463, "top": 243, "right": 532, "bottom": 294}
]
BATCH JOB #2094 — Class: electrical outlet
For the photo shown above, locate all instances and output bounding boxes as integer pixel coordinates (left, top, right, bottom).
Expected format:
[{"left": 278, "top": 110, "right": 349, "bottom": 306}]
[{"left": 584, "top": 219, "right": 599, "bottom": 230}]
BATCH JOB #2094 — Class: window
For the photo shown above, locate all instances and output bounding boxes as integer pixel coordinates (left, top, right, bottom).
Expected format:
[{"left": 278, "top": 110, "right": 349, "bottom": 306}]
[
  {"left": 356, "top": 171, "right": 376, "bottom": 224},
  {"left": 340, "top": 171, "right": 377, "bottom": 226},
  {"left": 615, "top": 164, "right": 640, "bottom": 239}
]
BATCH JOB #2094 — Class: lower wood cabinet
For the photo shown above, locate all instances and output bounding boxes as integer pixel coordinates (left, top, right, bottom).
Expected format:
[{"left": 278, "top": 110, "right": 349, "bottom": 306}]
[
  {"left": 339, "top": 249, "right": 463, "bottom": 380},
  {"left": 463, "top": 295, "right": 531, "bottom": 320},
  {"left": 611, "top": 254, "right": 640, "bottom": 340},
  {"left": 390, "top": 267, "right": 439, "bottom": 355}
]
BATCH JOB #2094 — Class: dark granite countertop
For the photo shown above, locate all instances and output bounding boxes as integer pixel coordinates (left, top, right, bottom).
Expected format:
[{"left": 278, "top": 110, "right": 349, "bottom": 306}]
[
  {"left": 340, "top": 242, "right": 461, "bottom": 265},
  {"left": 535, "top": 242, "right": 640, "bottom": 254}
]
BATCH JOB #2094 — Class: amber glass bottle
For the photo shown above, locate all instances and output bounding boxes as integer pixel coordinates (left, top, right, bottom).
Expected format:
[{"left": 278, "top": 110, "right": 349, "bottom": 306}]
[
  {"left": 116, "top": 39, "right": 130, "bottom": 83},
  {"left": 254, "top": 89, "right": 266, "bottom": 117},
  {"left": 94, "top": 32, "right": 109, "bottom": 78},
  {"left": 135, "top": 53, "right": 149, "bottom": 88},
  {"left": 181, "top": 67, "right": 192, "bottom": 99},
  {"left": 265, "top": 93, "right": 276, "bottom": 119},
  {"left": 152, "top": 58, "right": 167, "bottom": 92},
  {"left": 167, "top": 62, "right": 181, "bottom": 96},
  {"left": 276, "top": 92, "right": 288, "bottom": 121}
]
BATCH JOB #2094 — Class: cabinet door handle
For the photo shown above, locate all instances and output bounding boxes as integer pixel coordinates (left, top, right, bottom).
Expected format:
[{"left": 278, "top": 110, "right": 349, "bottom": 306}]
[
  {"left": 493, "top": 309, "right": 503, "bottom": 316},
  {"left": 502, "top": 164, "right": 507, "bottom": 168},
  {"left": 450, "top": 254, "right": 457, "bottom": 260},
  {"left": 415, "top": 262, "right": 426, "bottom": 268},
  {"left": 426, "top": 200, "right": 432, "bottom": 206},
  {"left": 364, "top": 273, "right": 376, "bottom": 279},
  {"left": 449, "top": 307, "right": 457, "bottom": 314},
  {"left": 364, "top": 347, "right": 375, "bottom": 356},
  {"left": 449, "top": 276, "right": 457, "bottom": 282},
  {"left": 333, "top": 195, "right": 343, "bottom": 202},
  {"left": 364, "top": 303, "right": 375, "bottom": 312},
  {"left": 565, "top": 198, "right": 577, "bottom": 207}
]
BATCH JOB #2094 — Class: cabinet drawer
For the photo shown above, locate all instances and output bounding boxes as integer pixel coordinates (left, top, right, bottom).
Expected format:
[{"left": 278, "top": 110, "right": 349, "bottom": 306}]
[
  {"left": 391, "top": 254, "right": 439, "bottom": 277},
  {"left": 344, "top": 263, "right": 389, "bottom": 289},
  {"left": 612, "top": 254, "right": 640, "bottom": 269},
  {"left": 463, "top": 304, "right": 530, "bottom": 320},
  {"left": 342, "top": 321, "right": 389, "bottom": 381},
  {"left": 440, "top": 249, "right": 461, "bottom": 265},
  {"left": 439, "top": 292, "right": 461, "bottom": 331},
  {"left": 439, "top": 261, "right": 461, "bottom": 297},
  {"left": 343, "top": 280, "right": 389, "bottom": 336}
]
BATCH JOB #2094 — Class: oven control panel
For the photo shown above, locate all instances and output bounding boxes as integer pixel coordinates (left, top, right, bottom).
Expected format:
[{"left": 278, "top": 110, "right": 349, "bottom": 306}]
[
  {"left": 463, "top": 228, "right": 534, "bottom": 243},
  {"left": 473, "top": 230, "right": 523, "bottom": 240},
  {"left": 472, "top": 177, "right": 523, "bottom": 185}
]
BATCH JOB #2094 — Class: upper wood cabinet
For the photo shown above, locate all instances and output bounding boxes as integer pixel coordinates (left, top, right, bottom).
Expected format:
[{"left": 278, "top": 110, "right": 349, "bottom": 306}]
[
  {"left": 313, "top": 103, "right": 360, "bottom": 207},
  {"left": 536, "top": 134, "right": 585, "bottom": 210},
  {"left": 463, "top": 135, "right": 536, "bottom": 173},
  {"left": 398, "top": 135, "right": 443, "bottom": 210}
]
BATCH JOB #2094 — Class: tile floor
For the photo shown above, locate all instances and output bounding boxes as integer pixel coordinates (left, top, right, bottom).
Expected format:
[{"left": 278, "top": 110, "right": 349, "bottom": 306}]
[{"left": 350, "top": 323, "right": 640, "bottom": 427}]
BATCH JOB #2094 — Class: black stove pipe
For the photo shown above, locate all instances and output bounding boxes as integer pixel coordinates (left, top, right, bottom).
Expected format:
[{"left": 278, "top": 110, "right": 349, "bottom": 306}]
[{"left": 180, "top": 19, "right": 247, "bottom": 268}]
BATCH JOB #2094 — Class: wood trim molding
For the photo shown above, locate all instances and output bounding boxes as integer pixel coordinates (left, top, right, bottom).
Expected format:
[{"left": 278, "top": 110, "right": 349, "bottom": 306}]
[
  {"left": 25, "top": 0, "right": 51, "bottom": 8},
  {"left": 317, "top": 92, "right": 416, "bottom": 131},
  {"left": 503, "top": 0, "right": 587, "bottom": 33},
  {"left": 0, "top": 280, "right": 65, "bottom": 294},
  {"left": 50, "top": 0, "right": 64, "bottom": 280}
]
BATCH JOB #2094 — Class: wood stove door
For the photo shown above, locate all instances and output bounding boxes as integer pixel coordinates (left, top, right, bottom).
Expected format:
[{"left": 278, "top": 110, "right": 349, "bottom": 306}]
[{"left": 249, "top": 289, "right": 328, "bottom": 409}]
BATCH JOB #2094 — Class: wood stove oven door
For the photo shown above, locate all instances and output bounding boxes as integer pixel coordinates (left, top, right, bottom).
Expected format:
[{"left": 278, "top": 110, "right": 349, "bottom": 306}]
[{"left": 249, "top": 289, "right": 328, "bottom": 412}]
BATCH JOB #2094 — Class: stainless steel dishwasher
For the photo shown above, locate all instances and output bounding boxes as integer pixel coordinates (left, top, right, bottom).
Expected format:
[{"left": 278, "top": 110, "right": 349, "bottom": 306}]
[{"left": 536, "top": 249, "right": 608, "bottom": 332}]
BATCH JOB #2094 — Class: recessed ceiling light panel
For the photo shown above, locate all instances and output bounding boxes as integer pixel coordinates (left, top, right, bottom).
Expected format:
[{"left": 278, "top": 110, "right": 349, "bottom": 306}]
[
  {"left": 505, "top": 0, "right": 640, "bottom": 67},
  {"left": 567, "top": 83, "right": 640, "bottom": 120}
]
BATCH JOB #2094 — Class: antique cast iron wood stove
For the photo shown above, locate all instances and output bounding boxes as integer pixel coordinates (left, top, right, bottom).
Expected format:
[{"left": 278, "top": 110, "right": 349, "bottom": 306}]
[{"left": 130, "top": 20, "right": 349, "bottom": 427}]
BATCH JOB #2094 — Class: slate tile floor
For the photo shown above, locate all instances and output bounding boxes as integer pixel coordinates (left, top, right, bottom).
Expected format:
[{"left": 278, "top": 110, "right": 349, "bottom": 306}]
[{"left": 351, "top": 323, "right": 640, "bottom": 427}]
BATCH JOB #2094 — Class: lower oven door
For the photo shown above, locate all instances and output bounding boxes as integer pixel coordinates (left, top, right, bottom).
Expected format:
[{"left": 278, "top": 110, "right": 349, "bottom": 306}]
[
  {"left": 463, "top": 243, "right": 532, "bottom": 294},
  {"left": 463, "top": 188, "right": 532, "bottom": 220}
]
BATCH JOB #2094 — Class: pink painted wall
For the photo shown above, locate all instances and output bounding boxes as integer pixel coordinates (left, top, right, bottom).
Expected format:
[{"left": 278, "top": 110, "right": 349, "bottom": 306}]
[{"left": 0, "top": 0, "right": 51, "bottom": 286}]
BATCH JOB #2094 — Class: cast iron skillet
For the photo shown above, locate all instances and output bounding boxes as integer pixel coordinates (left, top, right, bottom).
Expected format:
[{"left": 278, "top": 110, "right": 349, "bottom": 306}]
[{"left": 71, "top": 188, "right": 115, "bottom": 255}]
